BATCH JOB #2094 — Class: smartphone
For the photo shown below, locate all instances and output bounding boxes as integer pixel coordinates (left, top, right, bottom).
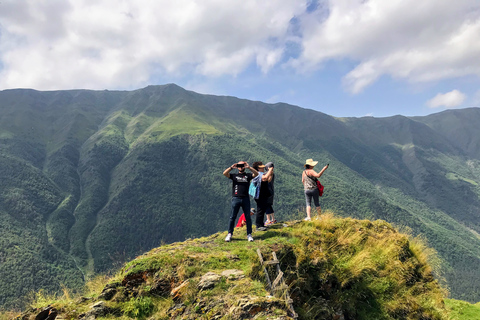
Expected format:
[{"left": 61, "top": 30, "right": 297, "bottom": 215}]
[{"left": 237, "top": 163, "right": 244, "bottom": 168}]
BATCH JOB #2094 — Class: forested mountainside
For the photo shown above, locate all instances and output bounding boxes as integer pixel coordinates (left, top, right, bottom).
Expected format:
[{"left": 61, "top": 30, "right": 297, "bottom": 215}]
[{"left": 0, "top": 84, "right": 479, "bottom": 306}]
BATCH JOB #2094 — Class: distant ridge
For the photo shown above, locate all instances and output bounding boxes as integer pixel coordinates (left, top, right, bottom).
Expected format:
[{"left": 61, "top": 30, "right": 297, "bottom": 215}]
[{"left": 0, "top": 84, "right": 479, "bottom": 307}]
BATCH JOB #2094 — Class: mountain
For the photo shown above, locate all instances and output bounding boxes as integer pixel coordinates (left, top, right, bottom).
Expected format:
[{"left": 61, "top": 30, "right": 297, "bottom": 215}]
[
  {"left": 10, "top": 216, "right": 449, "bottom": 320},
  {"left": 0, "top": 84, "right": 479, "bottom": 307}
]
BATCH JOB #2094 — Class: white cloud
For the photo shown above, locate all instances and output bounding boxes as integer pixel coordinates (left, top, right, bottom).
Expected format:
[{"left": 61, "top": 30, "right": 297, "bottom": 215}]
[
  {"left": 0, "top": 0, "right": 306, "bottom": 90},
  {"left": 426, "top": 90, "right": 466, "bottom": 108},
  {"left": 1, "top": 0, "right": 480, "bottom": 94},
  {"left": 294, "top": 0, "right": 480, "bottom": 93}
]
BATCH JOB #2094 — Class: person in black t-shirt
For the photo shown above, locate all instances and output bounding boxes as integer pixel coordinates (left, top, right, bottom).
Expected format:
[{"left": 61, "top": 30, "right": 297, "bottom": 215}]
[{"left": 223, "top": 161, "right": 258, "bottom": 242}]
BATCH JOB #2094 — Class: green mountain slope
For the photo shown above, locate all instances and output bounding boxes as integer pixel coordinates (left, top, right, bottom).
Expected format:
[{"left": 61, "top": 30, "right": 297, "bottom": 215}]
[
  {"left": 445, "top": 298, "right": 480, "bottom": 320},
  {"left": 0, "top": 84, "right": 480, "bottom": 307}
]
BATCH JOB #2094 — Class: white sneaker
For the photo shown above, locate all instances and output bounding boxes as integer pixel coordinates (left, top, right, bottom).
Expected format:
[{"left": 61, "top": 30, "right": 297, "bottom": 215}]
[
  {"left": 225, "top": 233, "right": 232, "bottom": 242},
  {"left": 247, "top": 234, "right": 254, "bottom": 242},
  {"left": 304, "top": 217, "right": 311, "bottom": 221}
]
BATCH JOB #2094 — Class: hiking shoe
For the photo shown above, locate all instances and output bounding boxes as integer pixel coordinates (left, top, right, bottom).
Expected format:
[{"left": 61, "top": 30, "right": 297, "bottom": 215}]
[
  {"left": 265, "top": 221, "right": 273, "bottom": 226},
  {"left": 247, "top": 234, "right": 254, "bottom": 242},
  {"left": 225, "top": 233, "right": 232, "bottom": 242},
  {"left": 257, "top": 227, "right": 268, "bottom": 231},
  {"left": 304, "top": 217, "right": 311, "bottom": 221}
]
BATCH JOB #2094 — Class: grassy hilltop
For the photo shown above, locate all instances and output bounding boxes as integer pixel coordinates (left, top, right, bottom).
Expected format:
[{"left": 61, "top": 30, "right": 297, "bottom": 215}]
[{"left": 6, "top": 214, "right": 455, "bottom": 320}]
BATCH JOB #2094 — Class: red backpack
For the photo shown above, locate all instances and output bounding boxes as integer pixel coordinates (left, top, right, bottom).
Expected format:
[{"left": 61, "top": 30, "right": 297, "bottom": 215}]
[{"left": 317, "top": 180, "right": 324, "bottom": 197}]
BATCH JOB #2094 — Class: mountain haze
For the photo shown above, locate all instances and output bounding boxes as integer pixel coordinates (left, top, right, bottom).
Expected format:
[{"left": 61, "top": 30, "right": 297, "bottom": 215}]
[{"left": 0, "top": 84, "right": 479, "bottom": 306}]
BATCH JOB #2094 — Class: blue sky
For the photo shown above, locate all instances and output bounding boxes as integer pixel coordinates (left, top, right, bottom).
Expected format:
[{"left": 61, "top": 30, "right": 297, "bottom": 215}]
[{"left": 1, "top": 0, "right": 480, "bottom": 118}]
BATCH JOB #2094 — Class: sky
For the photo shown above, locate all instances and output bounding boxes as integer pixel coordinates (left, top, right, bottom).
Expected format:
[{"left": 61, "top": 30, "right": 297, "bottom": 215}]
[{"left": 1, "top": 0, "right": 480, "bottom": 118}]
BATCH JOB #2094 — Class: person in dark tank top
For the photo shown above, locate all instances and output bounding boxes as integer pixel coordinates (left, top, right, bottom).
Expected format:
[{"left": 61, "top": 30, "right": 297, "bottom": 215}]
[
  {"left": 264, "top": 162, "right": 276, "bottom": 225},
  {"left": 251, "top": 161, "right": 274, "bottom": 231}
]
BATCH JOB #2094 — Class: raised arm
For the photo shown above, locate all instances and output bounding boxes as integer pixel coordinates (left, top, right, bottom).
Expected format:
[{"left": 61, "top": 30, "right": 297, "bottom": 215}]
[
  {"left": 262, "top": 167, "right": 274, "bottom": 181},
  {"left": 245, "top": 162, "right": 259, "bottom": 178},
  {"left": 311, "top": 165, "right": 329, "bottom": 178},
  {"left": 223, "top": 163, "right": 237, "bottom": 178}
]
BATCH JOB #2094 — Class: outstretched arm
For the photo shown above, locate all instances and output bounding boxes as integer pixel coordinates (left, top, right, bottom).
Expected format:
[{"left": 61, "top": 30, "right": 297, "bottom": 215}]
[{"left": 312, "top": 165, "right": 329, "bottom": 178}]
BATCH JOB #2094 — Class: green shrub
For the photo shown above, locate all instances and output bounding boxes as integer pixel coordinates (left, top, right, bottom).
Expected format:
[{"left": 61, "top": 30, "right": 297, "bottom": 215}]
[{"left": 122, "top": 296, "right": 155, "bottom": 319}]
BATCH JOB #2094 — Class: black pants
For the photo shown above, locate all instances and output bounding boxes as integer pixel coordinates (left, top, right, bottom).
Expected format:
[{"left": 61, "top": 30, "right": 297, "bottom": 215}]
[{"left": 255, "top": 198, "right": 271, "bottom": 228}]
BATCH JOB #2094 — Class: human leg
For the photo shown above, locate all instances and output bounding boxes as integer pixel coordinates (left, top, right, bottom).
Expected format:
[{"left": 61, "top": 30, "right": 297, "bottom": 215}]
[
  {"left": 228, "top": 197, "right": 242, "bottom": 235},
  {"left": 266, "top": 206, "right": 275, "bottom": 224},
  {"left": 255, "top": 199, "right": 268, "bottom": 229},
  {"left": 268, "top": 206, "right": 275, "bottom": 222},
  {"left": 240, "top": 196, "right": 253, "bottom": 235},
  {"left": 306, "top": 206, "right": 312, "bottom": 220},
  {"left": 265, "top": 206, "right": 271, "bottom": 224},
  {"left": 312, "top": 189, "right": 320, "bottom": 217},
  {"left": 265, "top": 215, "right": 272, "bottom": 225},
  {"left": 305, "top": 190, "right": 314, "bottom": 220}
]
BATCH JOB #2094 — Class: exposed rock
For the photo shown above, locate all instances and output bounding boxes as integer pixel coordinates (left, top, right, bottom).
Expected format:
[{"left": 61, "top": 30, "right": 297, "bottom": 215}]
[
  {"left": 221, "top": 269, "right": 244, "bottom": 280},
  {"left": 198, "top": 272, "right": 222, "bottom": 290},
  {"left": 74, "top": 297, "right": 92, "bottom": 304},
  {"left": 149, "top": 278, "right": 172, "bottom": 297},
  {"left": 168, "top": 303, "right": 186, "bottom": 318},
  {"left": 98, "top": 287, "right": 117, "bottom": 301},
  {"left": 227, "top": 254, "right": 240, "bottom": 261},
  {"left": 34, "top": 307, "right": 50, "bottom": 320},
  {"left": 34, "top": 307, "right": 57, "bottom": 320},
  {"left": 79, "top": 301, "right": 112, "bottom": 319},
  {"left": 44, "top": 309, "right": 58, "bottom": 320},
  {"left": 192, "top": 297, "right": 225, "bottom": 318},
  {"left": 122, "top": 270, "right": 155, "bottom": 289},
  {"left": 104, "top": 281, "right": 121, "bottom": 290},
  {"left": 99, "top": 282, "right": 122, "bottom": 301},
  {"left": 229, "top": 297, "right": 293, "bottom": 319},
  {"left": 15, "top": 307, "right": 36, "bottom": 320}
]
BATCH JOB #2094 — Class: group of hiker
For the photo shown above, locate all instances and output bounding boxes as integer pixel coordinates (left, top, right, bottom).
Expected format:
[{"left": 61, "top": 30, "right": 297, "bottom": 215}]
[{"left": 223, "top": 159, "right": 329, "bottom": 242}]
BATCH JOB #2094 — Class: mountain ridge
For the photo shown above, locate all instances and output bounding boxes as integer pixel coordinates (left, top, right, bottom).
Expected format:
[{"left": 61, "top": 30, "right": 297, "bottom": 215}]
[{"left": 0, "top": 84, "right": 479, "bottom": 307}]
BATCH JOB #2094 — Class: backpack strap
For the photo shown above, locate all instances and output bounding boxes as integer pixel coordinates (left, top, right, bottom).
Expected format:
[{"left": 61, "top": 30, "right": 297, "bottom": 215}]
[{"left": 304, "top": 170, "right": 317, "bottom": 182}]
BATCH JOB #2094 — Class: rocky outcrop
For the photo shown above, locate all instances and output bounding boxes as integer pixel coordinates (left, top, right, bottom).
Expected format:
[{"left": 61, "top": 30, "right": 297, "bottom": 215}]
[
  {"left": 10, "top": 218, "right": 448, "bottom": 320},
  {"left": 197, "top": 271, "right": 222, "bottom": 290},
  {"left": 98, "top": 282, "right": 121, "bottom": 301},
  {"left": 78, "top": 301, "right": 112, "bottom": 319}
]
